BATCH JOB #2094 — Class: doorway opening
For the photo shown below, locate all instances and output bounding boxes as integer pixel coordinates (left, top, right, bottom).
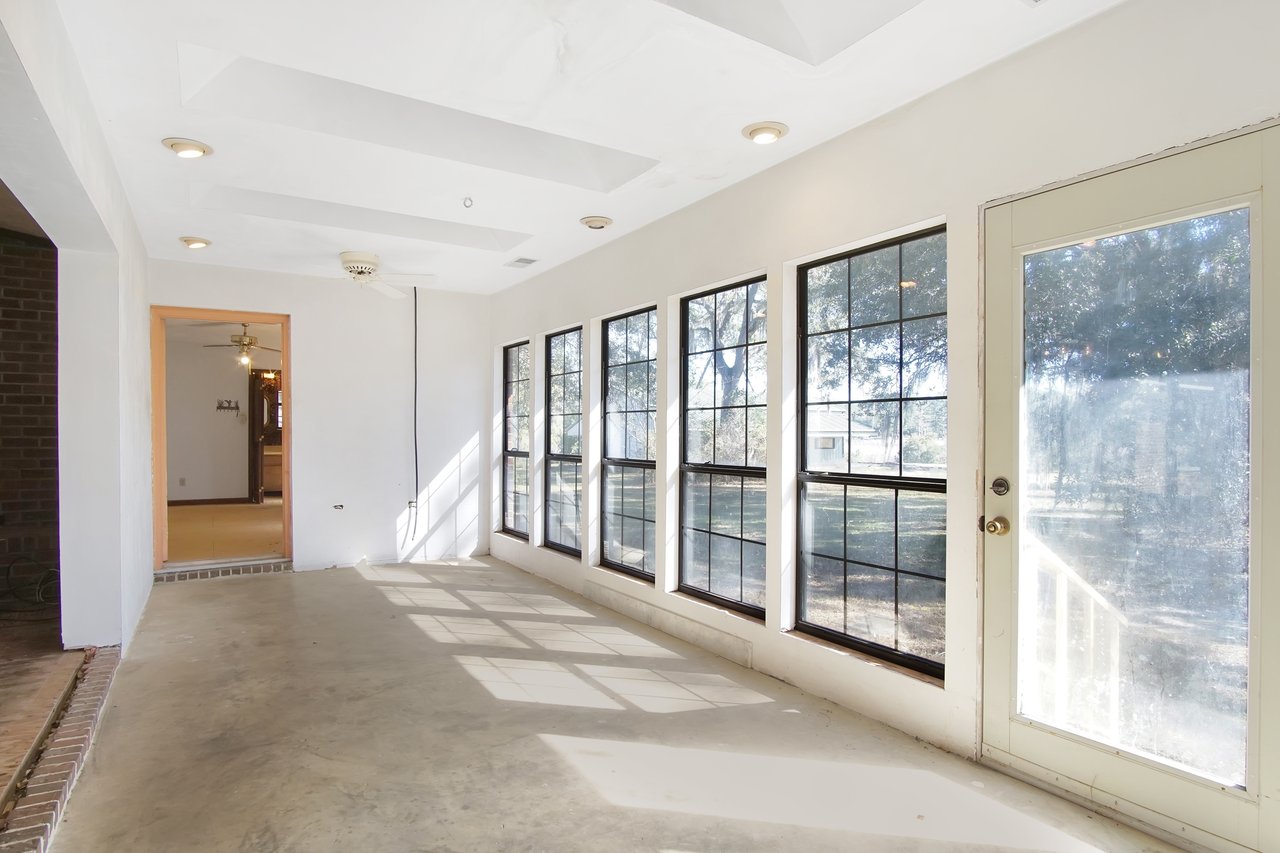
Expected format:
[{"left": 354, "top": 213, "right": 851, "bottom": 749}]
[{"left": 151, "top": 306, "right": 292, "bottom": 568}]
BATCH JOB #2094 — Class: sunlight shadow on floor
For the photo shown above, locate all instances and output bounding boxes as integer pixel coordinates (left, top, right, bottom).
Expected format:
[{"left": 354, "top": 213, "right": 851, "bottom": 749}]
[
  {"left": 407, "top": 614, "right": 529, "bottom": 648},
  {"left": 417, "top": 567, "right": 529, "bottom": 588},
  {"left": 540, "top": 735, "right": 1103, "bottom": 852},
  {"left": 356, "top": 563, "right": 433, "bottom": 584},
  {"left": 576, "top": 665, "right": 772, "bottom": 713},
  {"left": 505, "top": 621, "right": 682, "bottom": 658},
  {"left": 375, "top": 586, "right": 470, "bottom": 609},
  {"left": 456, "top": 590, "right": 594, "bottom": 618},
  {"left": 455, "top": 656, "right": 624, "bottom": 710}
]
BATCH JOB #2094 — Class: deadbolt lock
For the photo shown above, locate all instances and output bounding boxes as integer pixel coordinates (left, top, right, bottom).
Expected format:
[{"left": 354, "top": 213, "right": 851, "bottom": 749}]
[
  {"left": 985, "top": 516, "right": 1011, "bottom": 536},
  {"left": 990, "top": 477, "right": 1010, "bottom": 496}
]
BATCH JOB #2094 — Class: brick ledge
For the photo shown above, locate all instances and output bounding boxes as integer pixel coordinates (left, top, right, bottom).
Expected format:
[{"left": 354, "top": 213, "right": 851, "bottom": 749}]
[
  {"left": 155, "top": 560, "right": 292, "bottom": 583},
  {"left": 0, "top": 646, "right": 120, "bottom": 852}
]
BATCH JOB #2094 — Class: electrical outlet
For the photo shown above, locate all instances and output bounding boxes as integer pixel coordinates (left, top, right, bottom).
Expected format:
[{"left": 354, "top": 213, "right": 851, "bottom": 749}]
[{"left": 179, "top": 477, "right": 186, "bottom": 486}]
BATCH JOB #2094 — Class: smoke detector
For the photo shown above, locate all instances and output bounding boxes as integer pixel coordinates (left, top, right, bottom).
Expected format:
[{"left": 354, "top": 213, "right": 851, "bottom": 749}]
[{"left": 340, "top": 251, "right": 380, "bottom": 279}]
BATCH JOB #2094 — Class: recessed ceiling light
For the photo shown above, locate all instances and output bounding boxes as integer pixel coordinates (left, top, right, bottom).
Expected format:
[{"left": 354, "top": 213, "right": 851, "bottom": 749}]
[
  {"left": 580, "top": 215, "right": 613, "bottom": 230},
  {"left": 742, "top": 121, "right": 789, "bottom": 145},
  {"left": 180, "top": 236, "right": 211, "bottom": 249},
  {"left": 162, "top": 137, "right": 212, "bottom": 158}
]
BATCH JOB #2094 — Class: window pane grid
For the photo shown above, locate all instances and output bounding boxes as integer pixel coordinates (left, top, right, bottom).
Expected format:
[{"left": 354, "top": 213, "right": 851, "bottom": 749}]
[
  {"left": 546, "top": 329, "right": 583, "bottom": 554},
  {"left": 545, "top": 458, "right": 581, "bottom": 554},
  {"left": 603, "top": 309, "right": 658, "bottom": 464},
  {"left": 602, "top": 309, "right": 657, "bottom": 576},
  {"left": 798, "top": 229, "right": 946, "bottom": 675},
  {"left": 502, "top": 342, "right": 531, "bottom": 538},
  {"left": 797, "top": 480, "right": 945, "bottom": 673},
  {"left": 680, "top": 278, "right": 767, "bottom": 615},
  {"left": 601, "top": 460, "right": 656, "bottom": 576}
]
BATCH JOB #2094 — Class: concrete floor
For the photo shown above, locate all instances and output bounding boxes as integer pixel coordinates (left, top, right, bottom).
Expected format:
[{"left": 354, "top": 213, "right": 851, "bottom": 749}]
[{"left": 51, "top": 558, "right": 1177, "bottom": 853}]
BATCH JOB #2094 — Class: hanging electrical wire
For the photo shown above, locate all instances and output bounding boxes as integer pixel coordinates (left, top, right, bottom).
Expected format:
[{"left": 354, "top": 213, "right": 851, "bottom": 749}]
[
  {"left": 411, "top": 288, "right": 421, "bottom": 541},
  {"left": 0, "top": 553, "right": 60, "bottom": 622}
]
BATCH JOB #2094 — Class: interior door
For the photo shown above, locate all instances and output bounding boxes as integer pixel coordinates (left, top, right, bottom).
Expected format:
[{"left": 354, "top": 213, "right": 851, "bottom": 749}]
[
  {"left": 248, "top": 368, "right": 284, "bottom": 503},
  {"left": 983, "top": 128, "right": 1280, "bottom": 852}
]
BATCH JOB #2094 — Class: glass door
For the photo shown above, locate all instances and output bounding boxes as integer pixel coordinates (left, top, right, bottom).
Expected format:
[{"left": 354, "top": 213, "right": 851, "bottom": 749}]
[{"left": 983, "top": 128, "right": 1280, "bottom": 852}]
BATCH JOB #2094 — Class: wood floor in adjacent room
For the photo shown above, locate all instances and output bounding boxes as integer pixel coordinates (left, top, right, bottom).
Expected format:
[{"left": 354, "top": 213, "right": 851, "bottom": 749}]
[
  {"left": 50, "top": 558, "right": 1178, "bottom": 853},
  {"left": 164, "top": 498, "right": 283, "bottom": 564}
]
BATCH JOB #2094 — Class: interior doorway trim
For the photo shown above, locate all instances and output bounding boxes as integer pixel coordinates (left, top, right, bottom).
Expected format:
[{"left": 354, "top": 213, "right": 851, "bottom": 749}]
[{"left": 150, "top": 305, "right": 292, "bottom": 568}]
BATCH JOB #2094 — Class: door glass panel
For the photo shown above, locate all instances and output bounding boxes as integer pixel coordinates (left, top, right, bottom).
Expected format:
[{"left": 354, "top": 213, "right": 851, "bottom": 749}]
[{"left": 1019, "top": 208, "right": 1250, "bottom": 786}]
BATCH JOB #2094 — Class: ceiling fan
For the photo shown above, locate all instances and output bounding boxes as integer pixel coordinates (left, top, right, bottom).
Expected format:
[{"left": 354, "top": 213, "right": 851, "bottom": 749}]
[
  {"left": 339, "top": 251, "right": 437, "bottom": 300},
  {"left": 203, "top": 323, "right": 281, "bottom": 366}
]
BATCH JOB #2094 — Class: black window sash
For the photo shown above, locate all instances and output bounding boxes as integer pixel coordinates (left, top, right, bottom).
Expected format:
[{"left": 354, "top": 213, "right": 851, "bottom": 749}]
[
  {"left": 677, "top": 277, "right": 768, "bottom": 617},
  {"left": 501, "top": 341, "right": 530, "bottom": 539},
  {"left": 794, "top": 228, "right": 947, "bottom": 678},
  {"left": 545, "top": 328, "right": 583, "bottom": 556},
  {"left": 600, "top": 307, "right": 658, "bottom": 578}
]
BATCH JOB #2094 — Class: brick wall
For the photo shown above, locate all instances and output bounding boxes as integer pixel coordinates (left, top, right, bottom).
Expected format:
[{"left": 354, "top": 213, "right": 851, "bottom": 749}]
[{"left": 0, "top": 227, "right": 58, "bottom": 571}]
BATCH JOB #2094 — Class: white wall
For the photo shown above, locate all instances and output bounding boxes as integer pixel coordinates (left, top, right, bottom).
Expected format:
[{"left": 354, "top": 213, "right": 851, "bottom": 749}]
[
  {"left": 479, "top": 0, "right": 1280, "bottom": 759},
  {"left": 56, "top": 251, "right": 122, "bottom": 642},
  {"left": 150, "top": 261, "right": 491, "bottom": 568},
  {"left": 401, "top": 290, "right": 491, "bottom": 561},
  {"left": 0, "top": 0, "right": 153, "bottom": 652},
  {"left": 164, "top": 339, "right": 281, "bottom": 500}
]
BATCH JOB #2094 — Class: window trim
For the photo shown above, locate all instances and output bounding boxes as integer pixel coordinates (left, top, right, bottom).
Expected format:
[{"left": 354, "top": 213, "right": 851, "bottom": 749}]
[
  {"left": 544, "top": 326, "right": 583, "bottom": 557},
  {"left": 677, "top": 275, "right": 768, "bottom": 618},
  {"left": 599, "top": 306, "right": 658, "bottom": 579},
  {"left": 795, "top": 226, "right": 947, "bottom": 679},
  {"left": 501, "top": 340, "right": 530, "bottom": 540}
]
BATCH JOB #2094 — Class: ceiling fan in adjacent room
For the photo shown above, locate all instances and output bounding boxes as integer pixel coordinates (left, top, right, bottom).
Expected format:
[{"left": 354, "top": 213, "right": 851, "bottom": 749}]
[
  {"left": 203, "top": 323, "right": 280, "bottom": 366},
  {"left": 339, "top": 251, "right": 437, "bottom": 300}
]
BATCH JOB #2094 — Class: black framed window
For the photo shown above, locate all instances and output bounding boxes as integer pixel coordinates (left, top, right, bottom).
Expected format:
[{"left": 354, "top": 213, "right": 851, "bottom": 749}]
[
  {"left": 797, "top": 228, "right": 947, "bottom": 678},
  {"left": 680, "top": 278, "right": 767, "bottom": 615},
  {"left": 502, "top": 341, "right": 531, "bottom": 538},
  {"left": 545, "top": 328, "right": 583, "bottom": 555},
  {"left": 601, "top": 307, "right": 657, "bottom": 577}
]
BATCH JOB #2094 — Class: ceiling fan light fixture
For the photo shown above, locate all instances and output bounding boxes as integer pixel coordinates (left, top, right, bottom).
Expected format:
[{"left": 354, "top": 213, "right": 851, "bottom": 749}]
[
  {"left": 580, "top": 215, "right": 613, "bottom": 230},
  {"left": 339, "top": 250, "right": 380, "bottom": 278},
  {"left": 162, "top": 137, "right": 212, "bottom": 158},
  {"left": 742, "top": 121, "right": 788, "bottom": 145},
  {"left": 181, "top": 236, "right": 211, "bottom": 249}
]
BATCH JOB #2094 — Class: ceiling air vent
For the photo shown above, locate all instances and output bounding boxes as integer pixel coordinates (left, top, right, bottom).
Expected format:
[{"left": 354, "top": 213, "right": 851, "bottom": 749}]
[{"left": 505, "top": 257, "right": 538, "bottom": 268}]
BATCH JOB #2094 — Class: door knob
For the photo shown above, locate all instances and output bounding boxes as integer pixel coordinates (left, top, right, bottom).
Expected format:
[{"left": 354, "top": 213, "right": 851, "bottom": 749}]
[{"left": 985, "top": 516, "right": 1011, "bottom": 536}]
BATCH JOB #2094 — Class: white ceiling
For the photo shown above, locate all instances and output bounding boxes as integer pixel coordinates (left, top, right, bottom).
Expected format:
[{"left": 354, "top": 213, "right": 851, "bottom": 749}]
[{"left": 56, "top": 0, "right": 1125, "bottom": 295}]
